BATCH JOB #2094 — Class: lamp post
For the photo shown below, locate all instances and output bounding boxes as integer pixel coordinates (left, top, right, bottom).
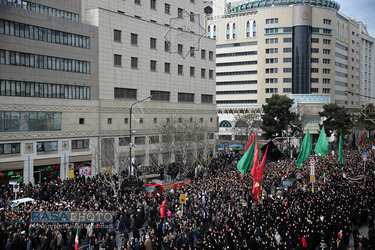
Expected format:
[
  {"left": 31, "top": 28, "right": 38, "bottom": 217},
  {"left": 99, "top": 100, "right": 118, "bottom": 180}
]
[{"left": 129, "top": 95, "right": 152, "bottom": 175}]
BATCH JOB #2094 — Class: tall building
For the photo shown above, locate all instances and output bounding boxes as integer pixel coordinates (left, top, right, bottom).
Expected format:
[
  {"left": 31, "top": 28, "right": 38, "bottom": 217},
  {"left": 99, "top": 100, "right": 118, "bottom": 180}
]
[
  {"left": 207, "top": 0, "right": 374, "bottom": 141},
  {"left": 0, "top": 0, "right": 216, "bottom": 185}
]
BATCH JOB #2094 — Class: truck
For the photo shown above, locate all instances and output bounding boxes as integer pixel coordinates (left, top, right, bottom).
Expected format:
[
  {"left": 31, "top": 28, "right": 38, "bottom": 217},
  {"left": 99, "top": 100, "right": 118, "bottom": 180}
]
[{"left": 143, "top": 179, "right": 191, "bottom": 197}]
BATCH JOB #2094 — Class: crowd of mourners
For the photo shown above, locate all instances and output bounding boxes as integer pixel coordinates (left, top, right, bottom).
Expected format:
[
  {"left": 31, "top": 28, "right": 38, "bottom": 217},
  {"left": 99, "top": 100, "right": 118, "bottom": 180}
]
[{"left": 0, "top": 140, "right": 374, "bottom": 250}]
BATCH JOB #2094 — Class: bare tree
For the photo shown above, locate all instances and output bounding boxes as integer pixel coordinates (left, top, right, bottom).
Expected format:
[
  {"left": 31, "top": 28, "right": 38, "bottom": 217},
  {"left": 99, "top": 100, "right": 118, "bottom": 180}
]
[{"left": 232, "top": 113, "right": 262, "bottom": 145}]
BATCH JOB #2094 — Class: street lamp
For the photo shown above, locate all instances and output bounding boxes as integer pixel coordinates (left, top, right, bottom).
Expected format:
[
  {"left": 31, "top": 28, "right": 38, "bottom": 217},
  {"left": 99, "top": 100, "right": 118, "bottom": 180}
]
[{"left": 129, "top": 95, "right": 152, "bottom": 175}]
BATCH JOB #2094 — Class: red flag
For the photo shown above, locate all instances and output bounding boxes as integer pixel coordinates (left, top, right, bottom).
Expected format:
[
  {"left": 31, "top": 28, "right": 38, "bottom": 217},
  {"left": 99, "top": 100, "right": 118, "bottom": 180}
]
[
  {"left": 359, "top": 129, "right": 366, "bottom": 149},
  {"left": 251, "top": 137, "right": 259, "bottom": 177},
  {"left": 252, "top": 144, "right": 269, "bottom": 204},
  {"left": 75, "top": 228, "right": 79, "bottom": 250},
  {"left": 160, "top": 200, "right": 166, "bottom": 218},
  {"left": 244, "top": 133, "right": 256, "bottom": 153}
]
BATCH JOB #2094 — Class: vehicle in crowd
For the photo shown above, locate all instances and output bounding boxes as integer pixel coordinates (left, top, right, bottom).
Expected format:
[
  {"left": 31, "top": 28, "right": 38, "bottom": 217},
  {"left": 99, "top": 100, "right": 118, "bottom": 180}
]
[
  {"left": 143, "top": 179, "right": 191, "bottom": 197},
  {"left": 0, "top": 197, "right": 35, "bottom": 210}
]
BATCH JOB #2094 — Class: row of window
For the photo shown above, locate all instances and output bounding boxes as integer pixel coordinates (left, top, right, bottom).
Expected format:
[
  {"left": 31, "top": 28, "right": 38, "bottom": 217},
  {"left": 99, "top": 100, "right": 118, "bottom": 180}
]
[
  {"left": 118, "top": 57, "right": 215, "bottom": 79},
  {"left": 265, "top": 78, "right": 331, "bottom": 84},
  {"left": 216, "top": 51, "right": 257, "bottom": 57},
  {"left": 0, "top": 111, "right": 62, "bottom": 133},
  {"left": 216, "top": 41, "right": 257, "bottom": 48},
  {"left": 114, "top": 88, "right": 214, "bottom": 104},
  {"left": 0, "top": 19, "right": 90, "bottom": 49},
  {"left": 113, "top": 116, "right": 214, "bottom": 128},
  {"left": 216, "top": 80, "right": 257, "bottom": 85},
  {"left": 264, "top": 88, "right": 331, "bottom": 94},
  {"left": 0, "top": 50, "right": 91, "bottom": 74},
  {"left": 216, "top": 70, "right": 257, "bottom": 76},
  {"left": 217, "top": 100, "right": 257, "bottom": 104},
  {"left": 216, "top": 90, "right": 257, "bottom": 95},
  {"left": 216, "top": 60, "right": 257, "bottom": 67},
  {"left": 1, "top": 0, "right": 79, "bottom": 22},
  {"left": 36, "top": 139, "right": 89, "bottom": 152},
  {"left": 0, "top": 80, "right": 91, "bottom": 100},
  {"left": 116, "top": 32, "right": 215, "bottom": 61}
]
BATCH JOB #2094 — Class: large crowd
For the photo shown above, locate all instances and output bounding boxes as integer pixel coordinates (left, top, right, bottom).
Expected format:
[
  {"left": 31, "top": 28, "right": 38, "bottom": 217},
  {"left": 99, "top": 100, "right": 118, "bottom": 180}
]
[{"left": 0, "top": 141, "right": 374, "bottom": 250}]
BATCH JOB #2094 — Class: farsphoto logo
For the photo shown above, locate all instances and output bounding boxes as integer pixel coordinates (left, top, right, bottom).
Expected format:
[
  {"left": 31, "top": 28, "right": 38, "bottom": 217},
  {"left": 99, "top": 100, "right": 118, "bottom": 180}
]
[{"left": 31, "top": 211, "right": 114, "bottom": 223}]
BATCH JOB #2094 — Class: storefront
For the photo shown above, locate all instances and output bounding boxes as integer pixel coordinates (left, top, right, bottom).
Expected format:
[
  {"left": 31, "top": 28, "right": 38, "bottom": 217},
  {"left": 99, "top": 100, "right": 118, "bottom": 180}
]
[
  {"left": 34, "top": 164, "right": 60, "bottom": 184},
  {"left": 69, "top": 162, "right": 91, "bottom": 179},
  {"left": 0, "top": 169, "right": 23, "bottom": 185}
]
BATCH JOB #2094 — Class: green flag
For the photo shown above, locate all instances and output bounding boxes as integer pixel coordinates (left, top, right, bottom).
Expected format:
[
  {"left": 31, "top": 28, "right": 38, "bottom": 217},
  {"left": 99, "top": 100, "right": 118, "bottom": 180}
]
[
  {"left": 295, "top": 130, "right": 312, "bottom": 168},
  {"left": 314, "top": 125, "right": 329, "bottom": 159},
  {"left": 323, "top": 172, "right": 326, "bottom": 178},
  {"left": 338, "top": 132, "right": 345, "bottom": 167},
  {"left": 236, "top": 138, "right": 257, "bottom": 178}
]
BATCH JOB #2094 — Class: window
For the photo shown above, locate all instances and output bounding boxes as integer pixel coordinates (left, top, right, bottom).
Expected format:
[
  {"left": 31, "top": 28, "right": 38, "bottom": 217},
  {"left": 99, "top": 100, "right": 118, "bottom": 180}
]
[
  {"left": 201, "top": 49, "right": 206, "bottom": 59},
  {"left": 323, "top": 49, "right": 330, "bottom": 54},
  {"left": 266, "top": 78, "right": 278, "bottom": 83},
  {"left": 310, "top": 88, "right": 319, "bottom": 93},
  {"left": 265, "top": 48, "right": 278, "bottom": 54},
  {"left": 178, "top": 44, "right": 183, "bottom": 54},
  {"left": 311, "top": 38, "right": 319, "bottom": 43},
  {"left": 283, "top": 78, "right": 292, "bottom": 83},
  {"left": 283, "top": 48, "right": 292, "bottom": 53},
  {"left": 131, "top": 57, "right": 138, "bottom": 69},
  {"left": 209, "top": 51, "right": 214, "bottom": 61},
  {"left": 201, "top": 68, "right": 206, "bottom": 78},
  {"left": 150, "top": 38, "right": 156, "bottom": 49},
  {"left": 178, "top": 8, "right": 183, "bottom": 17},
  {"left": 246, "top": 19, "right": 257, "bottom": 38},
  {"left": 283, "top": 37, "right": 292, "bottom": 43},
  {"left": 135, "top": 0, "right": 140, "bottom": 4},
  {"left": 311, "top": 78, "right": 319, "bottom": 83},
  {"left": 265, "top": 88, "right": 278, "bottom": 93},
  {"left": 323, "top": 19, "right": 331, "bottom": 25},
  {"left": 266, "top": 58, "right": 278, "bottom": 64},
  {"left": 323, "top": 39, "right": 331, "bottom": 44},
  {"left": 190, "top": 67, "right": 195, "bottom": 77},
  {"left": 323, "top": 88, "right": 330, "bottom": 93},
  {"left": 311, "top": 68, "right": 319, "bottom": 73},
  {"left": 178, "top": 93, "right": 194, "bottom": 102},
  {"left": 135, "top": 137, "right": 145, "bottom": 145},
  {"left": 266, "top": 18, "right": 278, "bottom": 24},
  {"left": 311, "top": 58, "right": 319, "bottom": 63},
  {"left": 265, "top": 28, "right": 278, "bottom": 34},
  {"left": 151, "top": 90, "right": 170, "bottom": 101},
  {"left": 283, "top": 58, "right": 292, "bottom": 63},
  {"left": 124, "top": 118, "right": 128, "bottom": 124},
  {"left": 150, "top": 0, "right": 156, "bottom": 9},
  {"left": 165, "top": 4, "right": 170, "bottom": 14},
  {"left": 323, "top": 69, "right": 330, "bottom": 74},
  {"left": 114, "top": 54, "right": 122, "bottom": 66},
  {"left": 311, "top": 48, "right": 319, "bottom": 53},
  {"left": 209, "top": 70, "right": 214, "bottom": 79},
  {"left": 201, "top": 94, "right": 213, "bottom": 103},
  {"left": 114, "top": 88, "right": 137, "bottom": 99},
  {"left": 165, "top": 62, "right": 170, "bottom": 73},
  {"left": 178, "top": 65, "right": 183, "bottom": 75},
  {"left": 119, "top": 137, "right": 130, "bottom": 146},
  {"left": 190, "top": 12, "right": 195, "bottom": 22},
  {"left": 139, "top": 118, "right": 143, "bottom": 124},
  {"left": 323, "top": 59, "right": 330, "bottom": 64},
  {"left": 164, "top": 41, "right": 170, "bottom": 52},
  {"left": 114, "top": 29, "right": 121, "bottom": 42},
  {"left": 280, "top": 28, "right": 292, "bottom": 33},
  {"left": 37, "top": 141, "right": 58, "bottom": 152},
  {"left": 150, "top": 60, "right": 156, "bottom": 71},
  {"left": 312, "top": 28, "right": 319, "bottom": 33},
  {"left": 283, "top": 68, "right": 292, "bottom": 73},
  {"left": 323, "top": 79, "right": 330, "bottom": 84},
  {"left": 266, "top": 68, "right": 278, "bottom": 73},
  {"left": 190, "top": 47, "right": 195, "bottom": 57},
  {"left": 150, "top": 136, "right": 159, "bottom": 144},
  {"left": 131, "top": 33, "right": 138, "bottom": 45},
  {"left": 266, "top": 38, "right": 278, "bottom": 44},
  {"left": 283, "top": 88, "right": 292, "bottom": 93},
  {"left": 322, "top": 29, "right": 331, "bottom": 34},
  {"left": 108, "top": 118, "right": 112, "bottom": 124}
]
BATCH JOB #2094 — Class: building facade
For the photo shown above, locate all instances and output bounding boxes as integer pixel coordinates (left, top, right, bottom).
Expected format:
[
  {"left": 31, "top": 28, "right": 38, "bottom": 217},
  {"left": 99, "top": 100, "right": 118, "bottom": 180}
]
[
  {"left": 207, "top": 0, "right": 374, "bottom": 141},
  {"left": 0, "top": 0, "right": 217, "bottom": 184}
]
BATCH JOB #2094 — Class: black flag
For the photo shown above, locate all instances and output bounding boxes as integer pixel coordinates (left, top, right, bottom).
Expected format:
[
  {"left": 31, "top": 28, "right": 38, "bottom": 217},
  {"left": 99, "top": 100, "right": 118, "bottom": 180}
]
[{"left": 261, "top": 141, "right": 283, "bottom": 161}]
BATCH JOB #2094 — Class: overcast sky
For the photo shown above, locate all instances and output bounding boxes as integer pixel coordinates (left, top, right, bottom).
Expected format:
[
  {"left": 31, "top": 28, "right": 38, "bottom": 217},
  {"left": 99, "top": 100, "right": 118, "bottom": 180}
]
[{"left": 227, "top": 0, "right": 375, "bottom": 37}]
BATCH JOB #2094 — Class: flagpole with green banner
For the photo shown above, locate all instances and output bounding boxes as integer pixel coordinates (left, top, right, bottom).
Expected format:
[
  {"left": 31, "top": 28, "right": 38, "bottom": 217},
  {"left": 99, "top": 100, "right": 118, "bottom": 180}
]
[
  {"left": 295, "top": 130, "right": 312, "bottom": 168},
  {"left": 314, "top": 125, "right": 329, "bottom": 159},
  {"left": 338, "top": 132, "right": 345, "bottom": 168}
]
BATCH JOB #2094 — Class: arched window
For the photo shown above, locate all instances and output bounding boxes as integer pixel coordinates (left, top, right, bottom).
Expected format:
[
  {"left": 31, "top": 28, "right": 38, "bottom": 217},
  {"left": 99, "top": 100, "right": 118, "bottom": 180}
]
[
  {"left": 246, "top": 19, "right": 256, "bottom": 38},
  {"left": 226, "top": 23, "right": 230, "bottom": 39},
  {"left": 232, "top": 23, "right": 236, "bottom": 39},
  {"left": 219, "top": 120, "right": 232, "bottom": 128},
  {"left": 208, "top": 23, "right": 217, "bottom": 39},
  {"left": 253, "top": 20, "right": 257, "bottom": 37},
  {"left": 235, "top": 120, "right": 247, "bottom": 127},
  {"left": 226, "top": 22, "right": 236, "bottom": 40},
  {"left": 208, "top": 26, "right": 211, "bottom": 33}
]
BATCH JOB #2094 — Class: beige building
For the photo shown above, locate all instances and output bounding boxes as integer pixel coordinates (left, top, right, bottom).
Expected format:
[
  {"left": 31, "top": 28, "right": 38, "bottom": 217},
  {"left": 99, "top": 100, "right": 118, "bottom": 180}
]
[
  {"left": 0, "top": 0, "right": 216, "bottom": 184},
  {"left": 206, "top": 0, "right": 374, "bottom": 141}
]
